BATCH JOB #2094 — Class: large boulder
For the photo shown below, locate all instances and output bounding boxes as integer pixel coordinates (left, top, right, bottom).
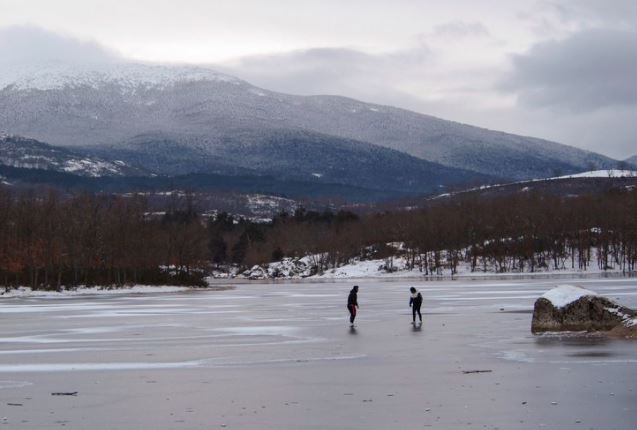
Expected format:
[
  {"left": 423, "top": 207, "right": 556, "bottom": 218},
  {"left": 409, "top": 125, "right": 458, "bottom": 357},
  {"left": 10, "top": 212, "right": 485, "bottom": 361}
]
[{"left": 532, "top": 285, "right": 637, "bottom": 334}]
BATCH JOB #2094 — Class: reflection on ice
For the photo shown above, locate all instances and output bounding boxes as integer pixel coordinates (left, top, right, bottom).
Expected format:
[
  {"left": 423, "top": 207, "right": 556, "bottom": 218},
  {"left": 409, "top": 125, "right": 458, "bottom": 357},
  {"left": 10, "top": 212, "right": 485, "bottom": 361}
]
[
  {"left": 534, "top": 334, "right": 611, "bottom": 346},
  {"left": 212, "top": 353, "right": 368, "bottom": 367},
  {"left": 213, "top": 326, "right": 300, "bottom": 336},
  {"left": 546, "top": 359, "right": 637, "bottom": 365},
  {"left": 498, "top": 350, "right": 536, "bottom": 363},
  {"left": 0, "top": 348, "right": 106, "bottom": 355}
]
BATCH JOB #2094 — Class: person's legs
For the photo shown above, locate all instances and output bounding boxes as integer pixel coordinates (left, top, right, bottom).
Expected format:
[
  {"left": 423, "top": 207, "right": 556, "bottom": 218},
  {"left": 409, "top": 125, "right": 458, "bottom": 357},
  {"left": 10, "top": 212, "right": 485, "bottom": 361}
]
[
  {"left": 349, "top": 305, "right": 356, "bottom": 324},
  {"left": 416, "top": 305, "right": 422, "bottom": 322},
  {"left": 412, "top": 306, "right": 416, "bottom": 323}
]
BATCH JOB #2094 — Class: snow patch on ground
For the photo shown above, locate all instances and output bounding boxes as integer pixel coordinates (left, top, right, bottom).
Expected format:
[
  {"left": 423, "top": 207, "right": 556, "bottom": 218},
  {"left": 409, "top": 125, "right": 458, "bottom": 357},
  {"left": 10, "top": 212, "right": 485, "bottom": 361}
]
[
  {"left": 553, "top": 170, "right": 637, "bottom": 179},
  {"left": 62, "top": 158, "right": 122, "bottom": 176},
  {"left": 429, "top": 169, "right": 637, "bottom": 200},
  {"left": 541, "top": 285, "right": 598, "bottom": 308}
]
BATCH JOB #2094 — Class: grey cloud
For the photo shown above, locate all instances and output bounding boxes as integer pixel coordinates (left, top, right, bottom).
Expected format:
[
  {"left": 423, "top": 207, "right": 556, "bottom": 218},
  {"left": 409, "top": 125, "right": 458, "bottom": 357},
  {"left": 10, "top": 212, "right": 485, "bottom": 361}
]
[
  {"left": 222, "top": 46, "right": 432, "bottom": 102},
  {"left": 547, "top": 0, "right": 637, "bottom": 28},
  {"left": 0, "top": 25, "right": 120, "bottom": 65},
  {"left": 501, "top": 29, "right": 637, "bottom": 111},
  {"left": 431, "top": 21, "right": 491, "bottom": 39}
]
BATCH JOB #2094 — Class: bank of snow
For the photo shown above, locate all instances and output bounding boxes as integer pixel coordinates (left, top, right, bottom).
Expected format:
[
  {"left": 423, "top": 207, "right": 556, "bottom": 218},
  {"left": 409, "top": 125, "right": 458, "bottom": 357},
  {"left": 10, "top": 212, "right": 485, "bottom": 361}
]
[
  {"left": 0, "top": 285, "right": 190, "bottom": 298},
  {"left": 212, "top": 251, "right": 632, "bottom": 281}
]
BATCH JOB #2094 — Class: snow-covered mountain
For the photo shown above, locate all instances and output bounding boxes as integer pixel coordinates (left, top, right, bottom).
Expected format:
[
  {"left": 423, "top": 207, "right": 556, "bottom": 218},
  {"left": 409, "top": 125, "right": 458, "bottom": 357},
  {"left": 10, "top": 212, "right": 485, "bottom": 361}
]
[
  {"left": 0, "top": 134, "right": 144, "bottom": 177},
  {"left": 0, "top": 62, "right": 619, "bottom": 182},
  {"left": 625, "top": 155, "right": 637, "bottom": 166},
  {"left": 0, "top": 62, "right": 239, "bottom": 92}
]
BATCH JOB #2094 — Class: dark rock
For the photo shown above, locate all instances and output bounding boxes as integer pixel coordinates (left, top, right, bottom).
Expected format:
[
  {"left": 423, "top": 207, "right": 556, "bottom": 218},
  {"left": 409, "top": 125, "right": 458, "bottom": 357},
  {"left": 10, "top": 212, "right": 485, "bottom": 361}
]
[{"left": 532, "top": 292, "right": 636, "bottom": 333}]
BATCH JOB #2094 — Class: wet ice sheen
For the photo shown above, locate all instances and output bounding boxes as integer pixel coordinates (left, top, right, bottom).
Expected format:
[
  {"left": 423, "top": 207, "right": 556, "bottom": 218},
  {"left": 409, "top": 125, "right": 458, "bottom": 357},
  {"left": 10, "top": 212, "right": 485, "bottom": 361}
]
[
  {"left": 0, "top": 278, "right": 636, "bottom": 429},
  {"left": 0, "top": 360, "right": 204, "bottom": 372},
  {"left": 2, "top": 278, "right": 634, "bottom": 369}
]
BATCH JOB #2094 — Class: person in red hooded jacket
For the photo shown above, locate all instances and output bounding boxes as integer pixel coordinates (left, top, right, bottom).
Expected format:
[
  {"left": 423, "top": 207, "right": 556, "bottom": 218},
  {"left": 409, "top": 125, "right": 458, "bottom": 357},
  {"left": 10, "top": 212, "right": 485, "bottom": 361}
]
[{"left": 347, "top": 285, "right": 359, "bottom": 326}]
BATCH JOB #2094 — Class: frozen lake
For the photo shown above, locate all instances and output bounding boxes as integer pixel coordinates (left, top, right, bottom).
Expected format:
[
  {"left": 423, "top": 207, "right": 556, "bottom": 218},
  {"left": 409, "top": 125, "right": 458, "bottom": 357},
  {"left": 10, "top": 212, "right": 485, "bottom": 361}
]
[{"left": 1, "top": 277, "right": 636, "bottom": 429}]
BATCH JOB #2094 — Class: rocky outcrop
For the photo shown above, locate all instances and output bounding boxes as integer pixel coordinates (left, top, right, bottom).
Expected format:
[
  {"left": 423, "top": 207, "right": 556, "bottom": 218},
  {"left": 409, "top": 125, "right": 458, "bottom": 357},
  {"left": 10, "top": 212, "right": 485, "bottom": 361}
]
[
  {"left": 532, "top": 285, "right": 637, "bottom": 334},
  {"left": 241, "top": 258, "right": 316, "bottom": 280}
]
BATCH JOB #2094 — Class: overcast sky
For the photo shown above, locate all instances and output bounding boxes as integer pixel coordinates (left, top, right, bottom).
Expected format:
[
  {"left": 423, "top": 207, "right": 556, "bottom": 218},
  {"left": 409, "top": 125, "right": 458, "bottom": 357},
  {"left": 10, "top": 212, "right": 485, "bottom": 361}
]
[{"left": 1, "top": 0, "right": 636, "bottom": 159}]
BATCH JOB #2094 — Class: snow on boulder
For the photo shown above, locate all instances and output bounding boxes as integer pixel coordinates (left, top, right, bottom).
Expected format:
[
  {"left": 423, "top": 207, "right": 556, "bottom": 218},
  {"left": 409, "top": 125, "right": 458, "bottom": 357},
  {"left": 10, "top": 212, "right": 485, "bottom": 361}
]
[
  {"left": 532, "top": 285, "right": 637, "bottom": 334},
  {"left": 541, "top": 284, "right": 597, "bottom": 308}
]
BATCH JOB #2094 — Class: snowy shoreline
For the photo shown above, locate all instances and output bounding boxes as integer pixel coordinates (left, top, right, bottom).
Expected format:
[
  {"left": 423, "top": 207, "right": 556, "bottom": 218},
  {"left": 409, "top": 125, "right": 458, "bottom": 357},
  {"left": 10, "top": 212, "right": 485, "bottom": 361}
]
[
  {"left": 0, "top": 285, "right": 191, "bottom": 298},
  {"left": 212, "top": 254, "right": 637, "bottom": 282},
  {"left": 206, "top": 272, "right": 635, "bottom": 288},
  {"left": 2, "top": 264, "right": 634, "bottom": 298}
]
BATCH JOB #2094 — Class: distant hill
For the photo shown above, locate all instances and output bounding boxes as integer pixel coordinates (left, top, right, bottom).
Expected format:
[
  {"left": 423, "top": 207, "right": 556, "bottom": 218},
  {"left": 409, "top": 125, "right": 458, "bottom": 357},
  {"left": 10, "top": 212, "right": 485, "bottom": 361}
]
[
  {"left": 0, "top": 134, "right": 145, "bottom": 177},
  {"left": 0, "top": 133, "right": 492, "bottom": 199},
  {"left": 0, "top": 163, "right": 436, "bottom": 203},
  {"left": 421, "top": 170, "right": 637, "bottom": 206}
]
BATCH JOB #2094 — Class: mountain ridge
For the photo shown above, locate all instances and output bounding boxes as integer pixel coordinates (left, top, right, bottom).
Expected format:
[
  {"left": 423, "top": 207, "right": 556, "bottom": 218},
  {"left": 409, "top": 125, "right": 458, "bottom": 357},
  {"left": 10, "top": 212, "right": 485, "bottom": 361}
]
[
  {"left": 2, "top": 132, "right": 494, "bottom": 198},
  {"left": 0, "top": 62, "right": 621, "bottom": 187}
]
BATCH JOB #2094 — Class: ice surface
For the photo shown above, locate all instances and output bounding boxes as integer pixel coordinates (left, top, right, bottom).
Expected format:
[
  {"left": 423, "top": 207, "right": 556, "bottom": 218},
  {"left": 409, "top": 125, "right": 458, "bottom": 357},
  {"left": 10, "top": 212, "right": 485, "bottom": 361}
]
[
  {"left": 541, "top": 284, "right": 598, "bottom": 308},
  {"left": 1, "top": 278, "right": 636, "bottom": 429}
]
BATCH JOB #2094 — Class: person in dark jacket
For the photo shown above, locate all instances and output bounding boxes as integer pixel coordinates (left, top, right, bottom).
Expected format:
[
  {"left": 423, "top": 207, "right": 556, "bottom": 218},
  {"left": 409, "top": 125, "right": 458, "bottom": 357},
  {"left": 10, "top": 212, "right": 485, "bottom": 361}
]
[
  {"left": 347, "top": 285, "right": 359, "bottom": 326},
  {"left": 409, "top": 287, "right": 423, "bottom": 324}
]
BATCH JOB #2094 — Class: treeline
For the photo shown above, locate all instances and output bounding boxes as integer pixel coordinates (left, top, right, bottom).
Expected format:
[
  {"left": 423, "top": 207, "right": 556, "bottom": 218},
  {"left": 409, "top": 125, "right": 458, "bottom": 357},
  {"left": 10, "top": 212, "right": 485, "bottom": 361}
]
[
  {"left": 391, "top": 190, "right": 637, "bottom": 275},
  {"left": 0, "top": 189, "right": 209, "bottom": 289},
  {"left": 1, "top": 185, "right": 636, "bottom": 289},
  {"left": 210, "top": 189, "right": 637, "bottom": 276}
]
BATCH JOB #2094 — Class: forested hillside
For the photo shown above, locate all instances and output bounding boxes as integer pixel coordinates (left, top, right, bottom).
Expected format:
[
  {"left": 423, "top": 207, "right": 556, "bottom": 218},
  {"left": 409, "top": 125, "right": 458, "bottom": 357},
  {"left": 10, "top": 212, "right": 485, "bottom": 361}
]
[{"left": 1, "top": 184, "right": 635, "bottom": 289}]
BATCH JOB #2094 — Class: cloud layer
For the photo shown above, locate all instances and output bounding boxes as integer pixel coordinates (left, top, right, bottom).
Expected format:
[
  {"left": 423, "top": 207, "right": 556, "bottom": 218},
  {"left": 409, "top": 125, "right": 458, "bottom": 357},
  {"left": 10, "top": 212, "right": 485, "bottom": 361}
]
[
  {"left": 502, "top": 29, "right": 637, "bottom": 112},
  {"left": 0, "top": 26, "right": 119, "bottom": 65},
  {"left": 0, "top": 0, "right": 636, "bottom": 159}
]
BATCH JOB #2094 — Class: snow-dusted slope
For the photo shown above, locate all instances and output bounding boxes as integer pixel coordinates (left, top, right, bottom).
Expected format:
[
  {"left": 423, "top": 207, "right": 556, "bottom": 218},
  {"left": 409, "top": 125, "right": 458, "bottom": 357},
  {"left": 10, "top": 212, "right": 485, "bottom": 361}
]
[
  {"left": 0, "top": 62, "right": 240, "bottom": 92},
  {"left": 0, "top": 134, "right": 143, "bottom": 177},
  {"left": 427, "top": 169, "right": 637, "bottom": 202},
  {"left": 0, "top": 62, "right": 618, "bottom": 181}
]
